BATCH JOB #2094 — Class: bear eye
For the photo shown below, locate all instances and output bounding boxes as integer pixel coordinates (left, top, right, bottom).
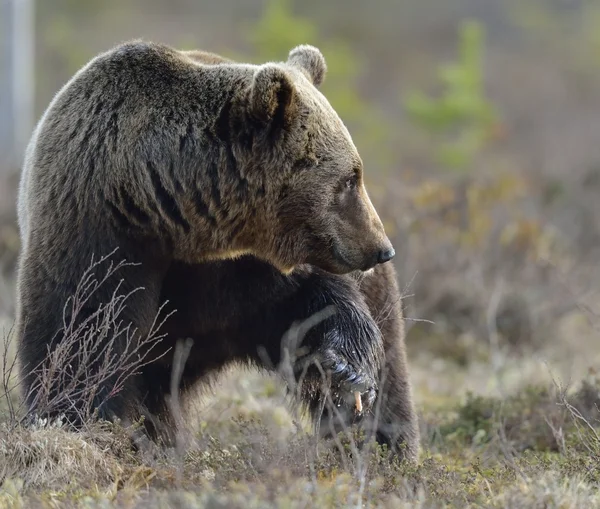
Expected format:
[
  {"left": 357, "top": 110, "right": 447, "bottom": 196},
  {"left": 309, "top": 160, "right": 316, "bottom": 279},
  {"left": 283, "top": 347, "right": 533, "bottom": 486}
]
[{"left": 345, "top": 175, "right": 358, "bottom": 191}]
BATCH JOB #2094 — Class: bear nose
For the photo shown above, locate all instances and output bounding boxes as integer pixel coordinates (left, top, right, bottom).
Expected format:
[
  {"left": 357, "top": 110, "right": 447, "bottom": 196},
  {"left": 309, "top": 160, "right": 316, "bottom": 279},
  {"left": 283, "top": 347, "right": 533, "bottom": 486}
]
[{"left": 377, "top": 247, "right": 395, "bottom": 264}]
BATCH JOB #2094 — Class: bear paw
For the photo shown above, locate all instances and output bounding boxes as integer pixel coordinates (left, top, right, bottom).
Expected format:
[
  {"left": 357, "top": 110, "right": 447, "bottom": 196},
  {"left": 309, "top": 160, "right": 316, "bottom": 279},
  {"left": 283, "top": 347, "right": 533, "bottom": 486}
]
[{"left": 320, "top": 349, "right": 378, "bottom": 415}]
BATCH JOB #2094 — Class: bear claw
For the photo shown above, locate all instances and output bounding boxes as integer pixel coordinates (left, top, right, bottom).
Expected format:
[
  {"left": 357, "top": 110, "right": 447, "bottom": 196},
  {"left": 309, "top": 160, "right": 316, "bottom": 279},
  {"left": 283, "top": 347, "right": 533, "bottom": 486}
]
[{"left": 319, "top": 349, "right": 378, "bottom": 412}]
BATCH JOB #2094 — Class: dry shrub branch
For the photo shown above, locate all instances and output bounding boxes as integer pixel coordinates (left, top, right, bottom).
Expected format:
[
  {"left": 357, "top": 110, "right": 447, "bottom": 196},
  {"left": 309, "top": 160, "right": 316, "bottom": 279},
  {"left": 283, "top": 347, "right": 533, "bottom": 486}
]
[{"left": 3, "top": 248, "right": 174, "bottom": 430}]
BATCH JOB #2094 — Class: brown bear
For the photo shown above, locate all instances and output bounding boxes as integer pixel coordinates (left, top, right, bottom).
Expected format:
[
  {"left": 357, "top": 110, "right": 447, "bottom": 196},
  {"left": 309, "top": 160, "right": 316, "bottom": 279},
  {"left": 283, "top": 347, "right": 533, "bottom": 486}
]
[{"left": 15, "top": 41, "right": 419, "bottom": 461}]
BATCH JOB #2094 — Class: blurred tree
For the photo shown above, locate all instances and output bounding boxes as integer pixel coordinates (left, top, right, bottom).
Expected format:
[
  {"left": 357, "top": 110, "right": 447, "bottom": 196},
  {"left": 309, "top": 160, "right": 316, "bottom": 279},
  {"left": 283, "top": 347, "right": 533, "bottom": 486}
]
[
  {"left": 403, "top": 21, "right": 552, "bottom": 257},
  {"left": 404, "top": 20, "right": 498, "bottom": 172},
  {"left": 234, "top": 0, "right": 393, "bottom": 171}
]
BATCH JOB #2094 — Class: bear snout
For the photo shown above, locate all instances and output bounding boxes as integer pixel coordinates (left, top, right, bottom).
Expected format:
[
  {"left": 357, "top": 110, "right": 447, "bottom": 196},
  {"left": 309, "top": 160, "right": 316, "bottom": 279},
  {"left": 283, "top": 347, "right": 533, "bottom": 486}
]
[
  {"left": 358, "top": 239, "right": 397, "bottom": 272},
  {"left": 328, "top": 235, "right": 396, "bottom": 274}
]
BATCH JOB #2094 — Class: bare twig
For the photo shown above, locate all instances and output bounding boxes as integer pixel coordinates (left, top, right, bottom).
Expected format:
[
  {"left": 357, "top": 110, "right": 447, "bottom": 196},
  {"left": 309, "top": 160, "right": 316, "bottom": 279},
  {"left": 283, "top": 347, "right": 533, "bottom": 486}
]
[
  {"left": 167, "top": 337, "right": 194, "bottom": 487},
  {"left": 15, "top": 249, "right": 173, "bottom": 431}
]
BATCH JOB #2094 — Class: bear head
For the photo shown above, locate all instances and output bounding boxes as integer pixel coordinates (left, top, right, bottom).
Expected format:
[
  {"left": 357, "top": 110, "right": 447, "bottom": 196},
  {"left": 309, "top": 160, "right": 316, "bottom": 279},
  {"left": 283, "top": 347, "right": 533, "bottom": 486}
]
[{"left": 230, "top": 45, "right": 395, "bottom": 275}]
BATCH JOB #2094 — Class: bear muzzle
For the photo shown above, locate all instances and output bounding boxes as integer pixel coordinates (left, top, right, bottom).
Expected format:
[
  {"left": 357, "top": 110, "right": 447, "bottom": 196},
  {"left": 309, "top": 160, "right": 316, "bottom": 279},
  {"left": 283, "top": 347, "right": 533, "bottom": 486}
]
[
  {"left": 331, "top": 238, "right": 396, "bottom": 273},
  {"left": 360, "top": 238, "right": 396, "bottom": 272}
]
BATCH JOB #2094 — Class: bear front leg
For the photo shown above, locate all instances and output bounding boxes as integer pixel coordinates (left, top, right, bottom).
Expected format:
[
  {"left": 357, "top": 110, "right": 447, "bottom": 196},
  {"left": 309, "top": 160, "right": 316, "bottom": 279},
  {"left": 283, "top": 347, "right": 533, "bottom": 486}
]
[
  {"left": 293, "top": 294, "right": 385, "bottom": 433},
  {"left": 287, "top": 267, "right": 420, "bottom": 463},
  {"left": 298, "top": 272, "right": 386, "bottom": 411},
  {"left": 227, "top": 268, "right": 386, "bottom": 446}
]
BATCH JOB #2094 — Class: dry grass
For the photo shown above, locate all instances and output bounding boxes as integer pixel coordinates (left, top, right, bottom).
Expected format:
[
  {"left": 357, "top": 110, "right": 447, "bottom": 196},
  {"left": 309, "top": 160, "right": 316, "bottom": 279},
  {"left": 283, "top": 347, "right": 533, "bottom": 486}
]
[
  {"left": 1, "top": 326, "right": 600, "bottom": 507},
  {"left": 0, "top": 421, "right": 137, "bottom": 491}
]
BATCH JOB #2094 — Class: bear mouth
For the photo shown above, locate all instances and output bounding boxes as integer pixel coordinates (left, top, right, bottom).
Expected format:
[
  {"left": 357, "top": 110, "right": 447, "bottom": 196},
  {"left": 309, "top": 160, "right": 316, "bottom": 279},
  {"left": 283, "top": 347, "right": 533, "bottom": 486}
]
[
  {"left": 332, "top": 243, "right": 378, "bottom": 273},
  {"left": 332, "top": 243, "right": 380, "bottom": 273},
  {"left": 331, "top": 243, "right": 355, "bottom": 271}
]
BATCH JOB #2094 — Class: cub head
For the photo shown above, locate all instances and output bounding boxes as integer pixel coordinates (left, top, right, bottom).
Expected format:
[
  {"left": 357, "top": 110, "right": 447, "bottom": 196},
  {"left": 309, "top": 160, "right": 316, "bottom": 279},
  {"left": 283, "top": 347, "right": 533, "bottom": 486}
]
[{"left": 234, "top": 44, "right": 394, "bottom": 275}]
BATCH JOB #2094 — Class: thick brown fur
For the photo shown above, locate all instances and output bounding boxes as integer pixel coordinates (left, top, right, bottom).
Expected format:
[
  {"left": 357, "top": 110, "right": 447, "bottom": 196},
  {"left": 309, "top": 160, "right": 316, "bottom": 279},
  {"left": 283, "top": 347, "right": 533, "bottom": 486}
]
[{"left": 15, "top": 41, "right": 418, "bottom": 461}]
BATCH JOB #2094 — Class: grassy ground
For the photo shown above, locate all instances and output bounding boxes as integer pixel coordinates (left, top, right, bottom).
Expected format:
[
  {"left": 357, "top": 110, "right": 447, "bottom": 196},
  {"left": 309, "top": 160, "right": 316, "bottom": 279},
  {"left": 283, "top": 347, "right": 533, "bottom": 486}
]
[{"left": 1, "top": 310, "right": 600, "bottom": 508}]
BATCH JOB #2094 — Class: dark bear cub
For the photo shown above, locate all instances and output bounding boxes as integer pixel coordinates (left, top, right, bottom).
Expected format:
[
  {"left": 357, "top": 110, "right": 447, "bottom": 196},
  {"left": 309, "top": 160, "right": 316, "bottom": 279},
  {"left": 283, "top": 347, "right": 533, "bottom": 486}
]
[{"left": 15, "top": 41, "right": 419, "bottom": 461}]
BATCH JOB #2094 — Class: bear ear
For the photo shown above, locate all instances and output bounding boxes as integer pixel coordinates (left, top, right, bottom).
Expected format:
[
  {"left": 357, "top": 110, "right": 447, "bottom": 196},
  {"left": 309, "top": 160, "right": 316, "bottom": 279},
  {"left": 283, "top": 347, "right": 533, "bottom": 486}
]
[
  {"left": 249, "top": 64, "right": 297, "bottom": 126},
  {"left": 287, "top": 44, "right": 327, "bottom": 87}
]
